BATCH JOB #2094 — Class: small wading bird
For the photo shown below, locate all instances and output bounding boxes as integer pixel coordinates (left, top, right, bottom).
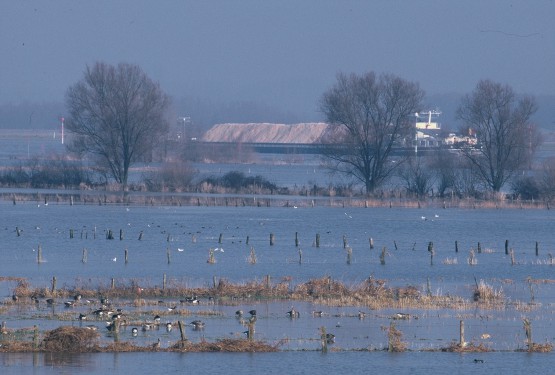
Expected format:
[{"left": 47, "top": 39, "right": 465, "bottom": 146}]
[{"left": 152, "top": 338, "right": 161, "bottom": 350}]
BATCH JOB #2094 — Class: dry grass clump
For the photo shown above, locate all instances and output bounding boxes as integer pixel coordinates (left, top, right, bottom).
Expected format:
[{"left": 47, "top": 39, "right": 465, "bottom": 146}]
[
  {"left": 101, "top": 342, "right": 145, "bottom": 352},
  {"left": 442, "top": 342, "right": 491, "bottom": 353},
  {"left": 383, "top": 323, "right": 406, "bottom": 352},
  {"left": 293, "top": 276, "right": 350, "bottom": 299},
  {"left": 171, "top": 338, "right": 278, "bottom": 352},
  {"left": 473, "top": 280, "right": 504, "bottom": 303},
  {"left": 212, "top": 278, "right": 289, "bottom": 299},
  {"left": 0, "top": 341, "right": 36, "bottom": 352},
  {"left": 526, "top": 342, "right": 553, "bottom": 353},
  {"left": 41, "top": 326, "right": 99, "bottom": 352}
]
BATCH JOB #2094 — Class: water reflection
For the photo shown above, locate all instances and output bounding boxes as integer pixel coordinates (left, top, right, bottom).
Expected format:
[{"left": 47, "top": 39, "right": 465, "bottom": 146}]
[{"left": 2, "top": 351, "right": 554, "bottom": 375}]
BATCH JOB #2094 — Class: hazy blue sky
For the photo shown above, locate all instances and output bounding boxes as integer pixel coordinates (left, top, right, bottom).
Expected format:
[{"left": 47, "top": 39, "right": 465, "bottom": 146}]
[{"left": 1, "top": 0, "right": 554, "bottom": 119}]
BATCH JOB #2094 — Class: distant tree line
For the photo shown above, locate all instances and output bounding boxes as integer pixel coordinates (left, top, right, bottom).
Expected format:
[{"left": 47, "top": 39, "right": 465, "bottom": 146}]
[
  {"left": 0, "top": 155, "right": 91, "bottom": 188},
  {"left": 2, "top": 62, "right": 550, "bottom": 203}
]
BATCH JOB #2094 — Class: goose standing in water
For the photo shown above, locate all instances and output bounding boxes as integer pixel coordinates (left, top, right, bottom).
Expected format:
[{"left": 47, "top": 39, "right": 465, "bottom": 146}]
[
  {"left": 190, "top": 320, "right": 205, "bottom": 330},
  {"left": 286, "top": 308, "right": 300, "bottom": 318}
]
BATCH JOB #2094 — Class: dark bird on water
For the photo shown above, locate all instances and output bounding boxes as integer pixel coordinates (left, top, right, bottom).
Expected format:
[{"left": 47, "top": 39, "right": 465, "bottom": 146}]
[
  {"left": 286, "top": 308, "right": 300, "bottom": 318},
  {"left": 190, "top": 320, "right": 205, "bottom": 329}
]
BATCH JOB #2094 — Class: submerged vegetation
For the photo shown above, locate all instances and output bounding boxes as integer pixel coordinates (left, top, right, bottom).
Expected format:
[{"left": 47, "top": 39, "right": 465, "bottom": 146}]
[{"left": 1, "top": 275, "right": 552, "bottom": 353}]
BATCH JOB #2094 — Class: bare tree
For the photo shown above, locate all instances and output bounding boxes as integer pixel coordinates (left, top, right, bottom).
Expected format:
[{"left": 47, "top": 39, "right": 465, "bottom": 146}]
[
  {"left": 456, "top": 80, "right": 538, "bottom": 192},
  {"left": 320, "top": 72, "right": 424, "bottom": 194},
  {"left": 397, "top": 156, "right": 435, "bottom": 199},
  {"left": 65, "top": 62, "right": 170, "bottom": 189},
  {"left": 429, "top": 150, "right": 458, "bottom": 197},
  {"left": 541, "top": 157, "right": 555, "bottom": 202}
]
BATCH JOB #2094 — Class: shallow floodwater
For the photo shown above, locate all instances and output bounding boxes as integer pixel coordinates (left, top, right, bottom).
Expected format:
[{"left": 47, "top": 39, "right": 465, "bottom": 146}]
[
  {"left": 2, "top": 200, "right": 555, "bottom": 371},
  {"left": 1, "top": 351, "right": 553, "bottom": 375},
  {"left": 2, "top": 201, "right": 555, "bottom": 288}
]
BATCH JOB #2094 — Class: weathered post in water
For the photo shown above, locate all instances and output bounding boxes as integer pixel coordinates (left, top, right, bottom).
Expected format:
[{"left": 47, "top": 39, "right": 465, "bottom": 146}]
[
  {"left": 247, "top": 320, "right": 255, "bottom": 341},
  {"left": 315, "top": 233, "right": 320, "bottom": 248},
  {"left": 523, "top": 318, "right": 532, "bottom": 351},
  {"left": 369, "top": 237, "right": 374, "bottom": 249},
  {"left": 33, "top": 325, "right": 39, "bottom": 348},
  {"left": 51, "top": 276, "right": 57, "bottom": 294},
  {"left": 428, "top": 242, "right": 435, "bottom": 266},
  {"left": 455, "top": 240, "right": 459, "bottom": 253},
  {"left": 124, "top": 248, "right": 128, "bottom": 264},
  {"left": 37, "top": 244, "right": 42, "bottom": 264},
  {"left": 505, "top": 239, "right": 509, "bottom": 255},
  {"left": 248, "top": 246, "right": 257, "bottom": 264},
  {"left": 295, "top": 232, "right": 299, "bottom": 247},
  {"left": 320, "top": 326, "right": 328, "bottom": 353},
  {"left": 380, "top": 247, "right": 387, "bottom": 265},
  {"left": 178, "top": 320, "right": 187, "bottom": 344},
  {"left": 270, "top": 233, "right": 275, "bottom": 246},
  {"left": 536, "top": 241, "right": 539, "bottom": 256},
  {"left": 163, "top": 273, "right": 167, "bottom": 290},
  {"left": 82, "top": 248, "right": 87, "bottom": 263},
  {"left": 459, "top": 320, "right": 465, "bottom": 347}
]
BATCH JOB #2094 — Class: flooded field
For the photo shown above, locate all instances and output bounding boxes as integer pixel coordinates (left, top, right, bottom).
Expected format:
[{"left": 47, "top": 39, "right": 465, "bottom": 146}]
[{"left": 2, "top": 199, "right": 555, "bottom": 372}]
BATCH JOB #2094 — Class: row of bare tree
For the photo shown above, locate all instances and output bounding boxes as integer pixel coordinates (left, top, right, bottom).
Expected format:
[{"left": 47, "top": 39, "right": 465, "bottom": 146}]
[
  {"left": 320, "top": 73, "right": 541, "bottom": 195},
  {"left": 62, "top": 62, "right": 542, "bottom": 195}
]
